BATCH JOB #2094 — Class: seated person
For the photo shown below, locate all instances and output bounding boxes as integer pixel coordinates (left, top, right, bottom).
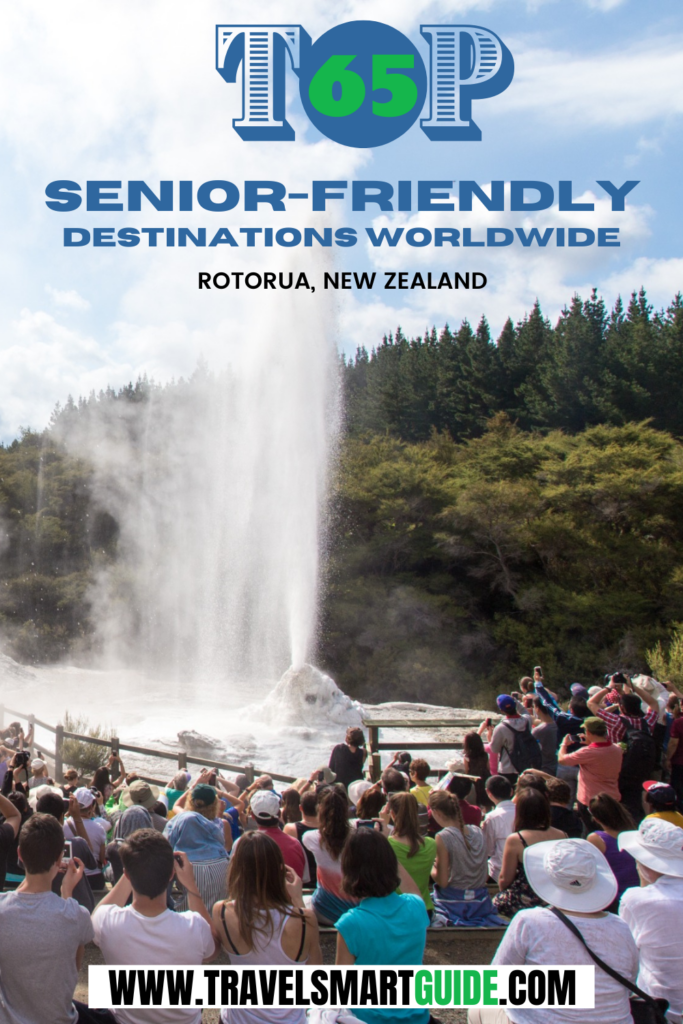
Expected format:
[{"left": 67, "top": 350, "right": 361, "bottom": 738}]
[
  {"left": 642, "top": 780, "right": 683, "bottom": 828},
  {"left": 482, "top": 775, "right": 516, "bottom": 883},
  {"left": 336, "top": 829, "right": 430, "bottom": 1024},
  {"left": 92, "top": 830, "right": 218, "bottom": 1024},
  {"left": 408, "top": 759, "right": 432, "bottom": 806},
  {"left": 0, "top": 812, "right": 114, "bottom": 1024},
  {"left": 546, "top": 777, "right": 583, "bottom": 838},
  {"left": 36, "top": 791, "right": 97, "bottom": 910},
  {"left": 429, "top": 790, "right": 503, "bottom": 926}
]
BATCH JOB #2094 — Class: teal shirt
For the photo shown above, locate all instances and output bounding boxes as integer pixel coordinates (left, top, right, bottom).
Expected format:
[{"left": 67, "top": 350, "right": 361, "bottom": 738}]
[{"left": 336, "top": 892, "right": 430, "bottom": 1024}]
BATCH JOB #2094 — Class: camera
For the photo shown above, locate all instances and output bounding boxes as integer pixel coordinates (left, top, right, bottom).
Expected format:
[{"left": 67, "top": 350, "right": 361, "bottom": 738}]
[
  {"left": 14, "top": 749, "right": 30, "bottom": 767},
  {"left": 62, "top": 841, "right": 72, "bottom": 865}
]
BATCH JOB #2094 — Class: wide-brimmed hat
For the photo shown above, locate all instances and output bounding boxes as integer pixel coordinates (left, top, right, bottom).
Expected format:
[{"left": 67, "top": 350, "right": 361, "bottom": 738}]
[
  {"left": 523, "top": 839, "right": 617, "bottom": 912},
  {"left": 618, "top": 818, "right": 683, "bottom": 877},
  {"left": 315, "top": 766, "right": 337, "bottom": 785},
  {"left": 28, "top": 783, "right": 63, "bottom": 810},
  {"left": 348, "top": 780, "right": 372, "bottom": 806},
  {"left": 122, "top": 779, "right": 160, "bottom": 810}
]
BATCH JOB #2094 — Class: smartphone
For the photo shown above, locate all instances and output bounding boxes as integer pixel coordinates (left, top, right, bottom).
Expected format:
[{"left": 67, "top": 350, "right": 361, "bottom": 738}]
[
  {"left": 62, "top": 840, "right": 73, "bottom": 865},
  {"left": 356, "top": 820, "right": 379, "bottom": 830},
  {"left": 174, "top": 853, "right": 184, "bottom": 867}
]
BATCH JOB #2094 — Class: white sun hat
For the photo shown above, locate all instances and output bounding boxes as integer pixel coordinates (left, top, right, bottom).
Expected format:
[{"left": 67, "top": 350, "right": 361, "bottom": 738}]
[
  {"left": 348, "top": 780, "right": 372, "bottom": 806},
  {"left": 523, "top": 839, "right": 618, "bottom": 913},
  {"left": 618, "top": 818, "right": 683, "bottom": 877}
]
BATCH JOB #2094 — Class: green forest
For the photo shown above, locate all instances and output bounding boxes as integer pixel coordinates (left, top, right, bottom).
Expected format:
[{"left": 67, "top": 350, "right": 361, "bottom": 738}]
[{"left": 3, "top": 287, "right": 683, "bottom": 705}]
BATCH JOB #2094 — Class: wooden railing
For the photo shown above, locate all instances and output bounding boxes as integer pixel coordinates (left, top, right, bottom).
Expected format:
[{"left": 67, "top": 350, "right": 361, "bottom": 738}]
[
  {"left": 0, "top": 704, "right": 297, "bottom": 787},
  {"left": 362, "top": 713, "right": 498, "bottom": 781}
]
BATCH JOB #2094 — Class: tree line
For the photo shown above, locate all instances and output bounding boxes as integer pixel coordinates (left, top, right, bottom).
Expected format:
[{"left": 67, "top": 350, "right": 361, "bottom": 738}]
[{"left": 2, "top": 288, "right": 683, "bottom": 704}]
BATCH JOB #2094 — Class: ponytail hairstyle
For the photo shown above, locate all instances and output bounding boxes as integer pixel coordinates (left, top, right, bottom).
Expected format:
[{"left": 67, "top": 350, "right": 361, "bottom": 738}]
[
  {"left": 318, "top": 784, "right": 350, "bottom": 859},
  {"left": 388, "top": 792, "right": 424, "bottom": 858},
  {"left": 428, "top": 789, "right": 469, "bottom": 847}
]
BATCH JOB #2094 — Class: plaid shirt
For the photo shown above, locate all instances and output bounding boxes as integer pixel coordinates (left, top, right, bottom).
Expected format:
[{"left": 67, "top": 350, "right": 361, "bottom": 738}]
[{"left": 596, "top": 705, "right": 658, "bottom": 743}]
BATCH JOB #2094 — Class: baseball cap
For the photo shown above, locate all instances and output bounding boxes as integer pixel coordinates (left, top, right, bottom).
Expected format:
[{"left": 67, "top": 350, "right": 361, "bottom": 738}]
[
  {"left": 190, "top": 783, "right": 217, "bottom": 809},
  {"left": 496, "top": 694, "right": 517, "bottom": 713},
  {"left": 250, "top": 789, "right": 281, "bottom": 821},
  {"left": 73, "top": 786, "right": 95, "bottom": 809},
  {"left": 30, "top": 758, "right": 46, "bottom": 771},
  {"left": 570, "top": 684, "right": 589, "bottom": 699},
  {"left": 642, "top": 781, "right": 676, "bottom": 806}
]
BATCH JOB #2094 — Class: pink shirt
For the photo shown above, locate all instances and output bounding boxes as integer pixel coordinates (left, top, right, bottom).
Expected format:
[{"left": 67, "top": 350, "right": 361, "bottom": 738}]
[
  {"left": 258, "top": 826, "right": 306, "bottom": 878},
  {"left": 560, "top": 741, "right": 623, "bottom": 805}
]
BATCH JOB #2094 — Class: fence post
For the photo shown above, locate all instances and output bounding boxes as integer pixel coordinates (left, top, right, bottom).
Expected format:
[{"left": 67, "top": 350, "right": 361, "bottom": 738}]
[
  {"left": 54, "top": 723, "right": 64, "bottom": 784},
  {"left": 367, "top": 725, "right": 381, "bottom": 782},
  {"left": 177, "top": 751, "right": 187, "bottom": 772},
  {"left": 244, "top": 763, "right": 254, "bottom": 786}
]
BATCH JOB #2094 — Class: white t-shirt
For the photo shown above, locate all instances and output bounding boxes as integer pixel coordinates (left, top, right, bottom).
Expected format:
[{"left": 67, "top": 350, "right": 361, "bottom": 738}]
[
  {"left": 92, "top": 904, "right": 214, "bottom": 1024},
  {"left": 65, "top": 817, "right": 108, "bottom": 874},
  {"left": 620, "top": 875, "right": 683, "bottom": 1024},
  {"left": 482, "top": 799, "right": 516, "bottom": 881},
  {"left": 493, "top": 906, "right": 638, "bottom": 1024}
]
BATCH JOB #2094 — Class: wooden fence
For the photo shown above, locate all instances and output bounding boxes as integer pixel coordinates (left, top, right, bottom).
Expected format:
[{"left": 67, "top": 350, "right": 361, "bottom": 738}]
[{"left": 0, "top": 704, "right": 297, "bottom": 787}]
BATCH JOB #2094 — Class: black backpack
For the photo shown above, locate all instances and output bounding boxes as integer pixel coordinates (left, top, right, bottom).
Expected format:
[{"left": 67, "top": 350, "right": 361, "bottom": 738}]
[
  {"left": 502, "top": 719, "right": 542, "bottom": 772},
  {"left": 619, "top": 716, "right": 658, "bottom": 786}
]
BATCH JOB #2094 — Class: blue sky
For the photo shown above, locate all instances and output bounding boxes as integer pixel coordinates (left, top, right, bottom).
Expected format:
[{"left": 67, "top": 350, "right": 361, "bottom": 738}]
[{"left": 0, "top": 0, "right": 681, "bottom": 439}]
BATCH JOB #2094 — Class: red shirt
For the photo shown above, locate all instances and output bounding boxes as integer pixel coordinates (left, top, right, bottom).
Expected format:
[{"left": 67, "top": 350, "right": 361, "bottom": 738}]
[
  {"left": 596, "top": 706, "right": 658, "bottom": 744},
  {"left": 461, "top": 800, "right": 483, "bottom": 827},
  {"left": 560, "top": 741, "right": 623, "bottom": 805},
  {"left": 258, "top": 826, "right": 306, "bottom": 878},
  {"left": 670, "top": 716, "right": 683, "bottom": 767}
]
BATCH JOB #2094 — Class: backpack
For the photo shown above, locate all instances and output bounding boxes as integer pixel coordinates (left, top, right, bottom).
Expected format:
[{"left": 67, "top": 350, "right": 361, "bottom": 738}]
[
  {"left": 618, "top": 716, "right": 658, "bottom": 786},
  {"left": 502, "top": 719, "right": 542, "bottom": 772}
]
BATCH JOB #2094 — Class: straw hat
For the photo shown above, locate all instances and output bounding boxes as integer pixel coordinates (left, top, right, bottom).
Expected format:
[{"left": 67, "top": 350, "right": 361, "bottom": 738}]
[
  {"left": 523, "top": 839, "right": 618, "bottom": 912},
  {"left": 618, "top": 819, "right": 683, "bottom": 877}
]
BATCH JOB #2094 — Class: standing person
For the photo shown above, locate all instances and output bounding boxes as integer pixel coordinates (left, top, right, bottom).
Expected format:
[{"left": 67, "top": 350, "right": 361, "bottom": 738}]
[
  {"left": 386, "top": 792, "right": 437, "bottom": 913},
  {"left": 489, "top": 695, "right": 542, "bottom": 787},
  {"left": 163, "top": 783, "right": 231, "bottom": 912},
  {"left": 0, "top": 813, "right": 115, "bottom": 1024},
  {"left": 283, "top": 790, "right": 319, "bottom": 886},
  {"left": 619, "top": 818, "right": 683, "bottom": 1024},
  {"left": 588, "top": 680, "right": 660, "bottom": 820},
  {"left": 532, "top": 699, "right": 559, "bottom": 775},
  {"left": 463, "top": 731, "right": 492, "bottom": 809},
  {"left": 664, "top": 697, "right": 683, "bottom": 809},
  {"left": 493, "top": 789, "right": 566, "bottom": 918},
  {"left": 429, "top": 789, "right": 502, "bottom": 926},
  {"left": 586, "top": 794, "right": 640, "bottom": 911},
  {"left": 470, "top": 840, "right": 639, "bottom": 1024},
  {"left": 92, "top": 830, "right": 218, "bottom": 1024},
  {"left": 557, "top": 717, "right": 622, "bottom": 832},
  {"left": 328, "top": 727, "right": 366, "bottom": 791},
  {"left": 482, "top": 775, "right": 516, "bottom": 882},
  {"left": 213, "top": 831, "right": 322, "bottom": 1024},
  {"left": 335, "top": 829, "right": 430, "bottom": 1024},
  {"left": 302, "top": 785, "right": 358, "bottom": 924}
]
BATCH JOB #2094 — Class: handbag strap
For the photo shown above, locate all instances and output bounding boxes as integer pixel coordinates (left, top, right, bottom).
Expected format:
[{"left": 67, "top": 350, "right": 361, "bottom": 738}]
[{"left": 550, "top": 907, "right": 664, "bottom": 1011}]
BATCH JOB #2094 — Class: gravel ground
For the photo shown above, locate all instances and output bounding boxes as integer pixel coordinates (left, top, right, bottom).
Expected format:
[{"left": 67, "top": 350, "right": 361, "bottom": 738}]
[{"left": 77, "top": 928, "right": 497, "bottom": 1023}]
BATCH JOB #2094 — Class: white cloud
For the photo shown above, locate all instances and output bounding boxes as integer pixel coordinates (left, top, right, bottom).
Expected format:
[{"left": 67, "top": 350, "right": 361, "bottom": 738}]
[
  {"left": 498, "top": 37, "right": 683, "bottom": 126},
  {"left": 45, "top": 286, "right": 90, "bottom": 310}
]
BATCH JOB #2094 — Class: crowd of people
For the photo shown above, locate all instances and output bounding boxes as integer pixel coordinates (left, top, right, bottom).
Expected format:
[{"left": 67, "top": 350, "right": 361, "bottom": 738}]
[{"left": 0, "top": 665, "right": 682, "bottom": 1024}]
